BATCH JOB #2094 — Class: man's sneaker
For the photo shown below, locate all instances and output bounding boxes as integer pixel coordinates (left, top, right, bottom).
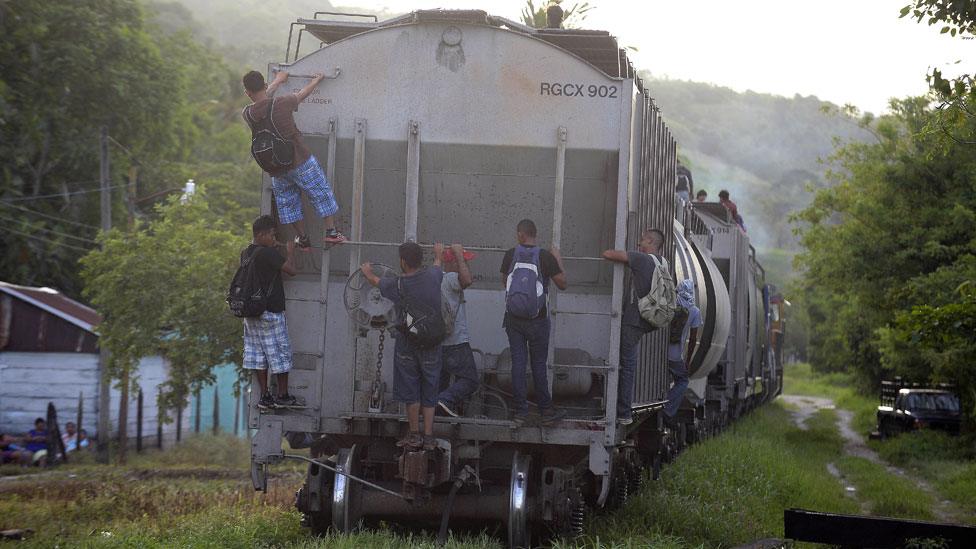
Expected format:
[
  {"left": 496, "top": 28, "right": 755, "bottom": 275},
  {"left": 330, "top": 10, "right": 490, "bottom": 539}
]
[
  {"left": 396, "top": 433, "right": 423, "bottom": 450},
  {"left": 257, "top": 393, "right": 275, "bottom": 409},
  {"left": 275, "top": 393, "right": 306, "bottom": 408},
  {"left": 324, "top": 229, "right": 346, "bottom": 244},
  {"left": 437, "top": 401, "right": 460, "bottom": 418},
  {"left": 540, "top": 407, "right": 566, "bottom": 424},
  {"left": 422, "top": 435, "right": 438, "bottom": 451},
  {"left": 618, "top": 416, "right": 634, "bottom": 426},
  {"left": 294, "top": 234, "right": 312, "bottom": 250}
]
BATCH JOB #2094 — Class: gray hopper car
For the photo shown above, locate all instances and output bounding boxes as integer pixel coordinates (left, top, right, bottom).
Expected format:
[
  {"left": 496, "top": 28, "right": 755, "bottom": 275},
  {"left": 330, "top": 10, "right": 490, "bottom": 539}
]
[{"left": 247, "top": 9, "right": 785, "bottom": 547}]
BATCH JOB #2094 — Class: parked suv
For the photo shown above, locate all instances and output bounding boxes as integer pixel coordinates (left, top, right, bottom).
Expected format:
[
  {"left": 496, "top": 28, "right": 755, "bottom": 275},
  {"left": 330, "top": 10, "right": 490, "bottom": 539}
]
[{"left": 876, "top": 383, "right": 961, "bottom": 438}]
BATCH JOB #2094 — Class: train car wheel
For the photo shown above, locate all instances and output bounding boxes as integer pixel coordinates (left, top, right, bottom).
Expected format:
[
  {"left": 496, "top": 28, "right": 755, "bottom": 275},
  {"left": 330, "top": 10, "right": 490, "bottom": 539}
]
[
  {"left": 508, "top": 452, "right": 533, "bottom": 548},
  {"left": 332, "top": 445, "right": 362, "bottom": 533}
]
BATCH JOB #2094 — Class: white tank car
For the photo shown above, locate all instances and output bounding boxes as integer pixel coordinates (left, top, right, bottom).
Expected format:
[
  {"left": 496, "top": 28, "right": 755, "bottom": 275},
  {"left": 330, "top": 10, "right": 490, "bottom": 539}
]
[{"left": 247, "top": 10, "right": 784, "bottom": 547}]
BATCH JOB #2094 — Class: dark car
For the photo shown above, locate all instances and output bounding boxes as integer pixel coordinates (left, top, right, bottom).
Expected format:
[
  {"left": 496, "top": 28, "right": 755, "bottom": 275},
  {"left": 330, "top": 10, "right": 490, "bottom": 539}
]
[{"left": 877, "top": 388, "right": 962, "bottom": 438}]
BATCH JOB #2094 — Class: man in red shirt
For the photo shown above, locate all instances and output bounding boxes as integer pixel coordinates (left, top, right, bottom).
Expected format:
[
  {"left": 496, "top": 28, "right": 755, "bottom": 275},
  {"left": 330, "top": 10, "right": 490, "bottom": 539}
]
[
  {"left": 718, "top": 189, "right": 746, "bottom": 232},
  {"left": 242, "top": 70, "right": 345, "bottom": 248}
]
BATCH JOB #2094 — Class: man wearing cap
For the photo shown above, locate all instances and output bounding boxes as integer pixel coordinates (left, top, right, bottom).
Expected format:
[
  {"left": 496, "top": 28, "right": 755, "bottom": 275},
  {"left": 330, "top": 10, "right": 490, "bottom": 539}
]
[{"left": 433, "top": 243, "right": 479, "bottom": 417}]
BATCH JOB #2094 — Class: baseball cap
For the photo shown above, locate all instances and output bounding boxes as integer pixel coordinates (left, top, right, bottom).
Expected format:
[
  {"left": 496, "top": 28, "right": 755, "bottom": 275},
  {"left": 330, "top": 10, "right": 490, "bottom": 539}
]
[{"left": 442, "top": 249, "right": 476, "bottom": 262}]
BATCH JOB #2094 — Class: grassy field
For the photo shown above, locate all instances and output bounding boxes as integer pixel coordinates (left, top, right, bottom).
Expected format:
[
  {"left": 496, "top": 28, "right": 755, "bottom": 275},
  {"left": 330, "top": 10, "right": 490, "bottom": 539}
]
[{"left": 4, "top": 363, "right": 970, "bottom": 547}]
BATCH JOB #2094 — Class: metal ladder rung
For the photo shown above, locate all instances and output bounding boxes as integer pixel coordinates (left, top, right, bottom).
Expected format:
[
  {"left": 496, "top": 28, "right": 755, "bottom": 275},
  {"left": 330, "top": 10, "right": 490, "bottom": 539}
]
[
  {"left": 551, "top": 363, "right": 612, "bottom": 371},
  {"left": 552, "top": 309, "right": 616, "bottom": 317}
]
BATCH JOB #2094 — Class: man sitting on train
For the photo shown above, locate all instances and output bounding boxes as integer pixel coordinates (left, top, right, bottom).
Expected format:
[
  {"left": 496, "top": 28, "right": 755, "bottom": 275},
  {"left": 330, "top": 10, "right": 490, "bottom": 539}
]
[
  {"left": 361, "top": 242, "right": 445, "bottom": 451},
  {"left": 601, "top": 228, "right": 666, "bottom": 425},
  {"left": 433, "top": 243, "right": 478, "bottom": 417},
  {"left": 500, "top": 219, "right": 568, "bottom": 425},
  {"left": 665, "top": 279, "right": 703, "bottom": 426},
  {"left": 718, "top": 189, "right": 746, "bottom": 232},
  {"left": 695, "top": 189, "right": 708, "bottom": 202}
]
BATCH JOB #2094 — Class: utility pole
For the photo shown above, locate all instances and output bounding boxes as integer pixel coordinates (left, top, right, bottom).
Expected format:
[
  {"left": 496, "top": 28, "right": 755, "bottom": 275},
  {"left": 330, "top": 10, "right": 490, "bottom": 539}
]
[
  {"left": 117, "top": 163, "right": 137, "bottom": 464},
  {"left": 96, "top": 126, "right": 112, "bottom": 464}
]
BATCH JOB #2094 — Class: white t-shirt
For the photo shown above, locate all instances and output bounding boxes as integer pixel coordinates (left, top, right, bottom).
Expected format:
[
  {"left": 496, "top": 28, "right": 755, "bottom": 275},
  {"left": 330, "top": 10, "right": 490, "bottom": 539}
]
[{"left": 441, "top": 272, "right": 469, "bottom": 346}]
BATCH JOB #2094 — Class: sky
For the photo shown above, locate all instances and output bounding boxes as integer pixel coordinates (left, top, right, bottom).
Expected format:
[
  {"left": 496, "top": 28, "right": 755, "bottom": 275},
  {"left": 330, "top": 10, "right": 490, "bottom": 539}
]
[{"left": 337, "top": 0, "right": 972, "bottom": 114}]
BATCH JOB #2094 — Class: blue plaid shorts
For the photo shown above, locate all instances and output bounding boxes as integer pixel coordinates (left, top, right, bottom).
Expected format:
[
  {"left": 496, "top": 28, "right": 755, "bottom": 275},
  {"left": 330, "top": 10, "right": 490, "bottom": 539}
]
[
  {"left": 272, "top": 155, "right": 339, "bottom": 224},
  {"left": 243, "top": 311, "right": 293, "bottom": 374}
]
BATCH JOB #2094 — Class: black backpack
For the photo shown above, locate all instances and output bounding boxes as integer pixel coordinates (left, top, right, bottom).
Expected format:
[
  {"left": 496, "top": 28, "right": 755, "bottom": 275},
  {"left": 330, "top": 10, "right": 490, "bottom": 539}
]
[
  {"left": 226, "top": 247, "right": 279, "bottom": 318},
  {"left": 244, "top": 97, "right": 294, "bottom": 175},
  {"left": 396, "top": 275, "right": 446, "bottom": 349},
  {"left": 668, "top": 306, "right": 690, "bottom": 344}
]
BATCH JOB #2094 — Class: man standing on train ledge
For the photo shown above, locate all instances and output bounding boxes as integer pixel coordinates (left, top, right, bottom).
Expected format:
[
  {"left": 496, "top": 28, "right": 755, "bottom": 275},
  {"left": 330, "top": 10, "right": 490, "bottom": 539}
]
[
  {"left": 601, "top": 228, "right": 666, "bottom": 425},
  {"left": 433, "top": 243, "right": 478, "bottom": 417},
  {"left": 241, "top": 70, "right": 346, "bottom": 248},
  {"left": 500, "top": 219, "right": 568, "bottom": 425},
  {"left": 361, "top": 242, "right": 445, "bottom": 450},
  {"left": 242, "top": 215, "right": 301, "bottom": 408},
  {"left": 665, "top": 279, "right": 703, "bottom": 426}
]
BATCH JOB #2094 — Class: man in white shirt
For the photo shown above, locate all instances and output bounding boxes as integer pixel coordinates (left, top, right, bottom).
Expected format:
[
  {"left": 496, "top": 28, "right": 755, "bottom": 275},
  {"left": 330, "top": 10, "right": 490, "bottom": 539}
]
[{"left": 433, "top": 243, "right": 478, "bottom": 417}]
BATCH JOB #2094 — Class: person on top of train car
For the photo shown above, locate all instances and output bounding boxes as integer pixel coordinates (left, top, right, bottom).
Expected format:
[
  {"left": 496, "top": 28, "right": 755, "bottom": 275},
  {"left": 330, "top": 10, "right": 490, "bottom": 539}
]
[
  {"left": 361, "top": 243, "right": 445, "bottom": 451},
  {"left": 675, "top": 162, "right": 693, "bottom": 203},
  {"left": 433, "top": 243, "right": 479, "bottom": 418},
  {"left": 601, "top": 228, "right": 667, "bottom": 425},
  {"left": 718, "top": 189, "right": 746, "bottom": 232},
  {"left": 241, "top": 70, "right": 346, "bottom": 248},
  {"left": 242, "top": 215, "right": 301, "bottom": 409},
  {"left": 500, "top": 219, "right": 568, "bottom": 425},
  {"left": 695, "top": 189, "right": 708, "bottom": 202},
  {"left": 665, "top": 279, "right": 703, "bottom": 425}
]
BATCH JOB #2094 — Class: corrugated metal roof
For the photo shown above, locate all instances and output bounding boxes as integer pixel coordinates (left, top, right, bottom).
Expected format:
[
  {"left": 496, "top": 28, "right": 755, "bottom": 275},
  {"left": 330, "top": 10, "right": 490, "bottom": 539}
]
[{"left": 0, "top": 281, "right": 101, "bottom": 333}]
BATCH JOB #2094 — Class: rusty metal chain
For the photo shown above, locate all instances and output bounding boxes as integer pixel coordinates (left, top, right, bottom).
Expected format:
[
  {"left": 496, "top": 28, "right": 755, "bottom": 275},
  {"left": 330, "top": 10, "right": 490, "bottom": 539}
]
[{"left": 375, "top": 330, "right": 385, "bottom": 381}]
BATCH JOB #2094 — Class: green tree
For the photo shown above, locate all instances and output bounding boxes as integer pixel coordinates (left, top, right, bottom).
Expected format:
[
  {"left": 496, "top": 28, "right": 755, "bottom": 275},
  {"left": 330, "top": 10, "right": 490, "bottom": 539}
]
[
  {"left": 793, "top": 94, "right": 976, "bottom": 421},
  {"left": 900, "top": 1, "right": 976, "bottom": 144},
  {"left": 81, "top": 187, "right": 245, "bottom": 427}
]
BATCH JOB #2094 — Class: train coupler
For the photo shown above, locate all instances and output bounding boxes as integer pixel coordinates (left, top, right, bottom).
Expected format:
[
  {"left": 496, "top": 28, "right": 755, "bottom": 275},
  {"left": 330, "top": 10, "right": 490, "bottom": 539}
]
[{"left": 397, "top": 438, "right": 452, "bottom": 501}]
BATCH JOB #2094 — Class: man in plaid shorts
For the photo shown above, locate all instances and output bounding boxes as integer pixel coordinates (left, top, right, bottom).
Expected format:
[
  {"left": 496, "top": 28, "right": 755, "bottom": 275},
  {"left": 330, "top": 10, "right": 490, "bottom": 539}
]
[
  {"left": 243, "top": 215, "right": 303, "bottom": 408},
  {"left": 242, "top": 70, "right": 346, "bottom": 248}
]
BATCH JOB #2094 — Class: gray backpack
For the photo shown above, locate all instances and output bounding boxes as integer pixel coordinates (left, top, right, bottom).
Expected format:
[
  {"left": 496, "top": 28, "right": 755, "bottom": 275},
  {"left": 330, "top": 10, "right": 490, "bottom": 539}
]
[{"left": 638, "top": 255, "right": 677, "bottom": 328}]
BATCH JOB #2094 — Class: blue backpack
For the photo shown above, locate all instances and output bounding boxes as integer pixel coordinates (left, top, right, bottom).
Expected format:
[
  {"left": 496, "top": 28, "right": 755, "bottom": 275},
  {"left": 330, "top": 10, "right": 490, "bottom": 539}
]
[{"left": 505, "top": 245, "right": 546, "bottom": 319}]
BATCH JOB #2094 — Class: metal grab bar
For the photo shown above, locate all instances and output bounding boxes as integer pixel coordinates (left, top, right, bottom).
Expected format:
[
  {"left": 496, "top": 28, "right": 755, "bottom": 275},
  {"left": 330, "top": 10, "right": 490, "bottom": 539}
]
[
  {"left": 338, "top": 240, "right": 604, "bottom": 262},
  {"left": 271, "top": 67, "right": 341, "bottom": 79}
]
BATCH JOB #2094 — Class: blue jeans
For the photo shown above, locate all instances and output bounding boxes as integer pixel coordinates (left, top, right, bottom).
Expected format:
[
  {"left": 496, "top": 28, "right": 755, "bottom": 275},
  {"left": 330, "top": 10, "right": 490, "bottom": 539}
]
[
  {"left": 617, "top": 324, "right": 644, "bottom": 419},
  {"left": 437, "top": 343, "right": 479, "bottom": 406},
  {"left": 505, "top": 316, "right": 552, "bottom": 415},
  {"left": 665, "top": 360, "right": 689, "bottom": 417},
  {"left": 392, "top": 338, "right": 442, "bottom": 407}
]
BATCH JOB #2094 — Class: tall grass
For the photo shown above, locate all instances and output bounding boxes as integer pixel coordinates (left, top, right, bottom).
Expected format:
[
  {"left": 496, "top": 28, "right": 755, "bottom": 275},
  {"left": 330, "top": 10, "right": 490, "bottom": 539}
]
[{"left": 582, "top": 403, "right": 858, "bottom": 547}]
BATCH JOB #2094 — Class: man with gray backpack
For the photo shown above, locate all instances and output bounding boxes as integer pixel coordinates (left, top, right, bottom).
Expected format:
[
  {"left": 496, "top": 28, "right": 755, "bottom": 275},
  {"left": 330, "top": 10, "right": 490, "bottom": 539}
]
[
  {"left": 500, "top": 219, "right": 568, "bottom": 424},
  {"left": 601, "top": 228, "right": 675, "bottom": 424}
]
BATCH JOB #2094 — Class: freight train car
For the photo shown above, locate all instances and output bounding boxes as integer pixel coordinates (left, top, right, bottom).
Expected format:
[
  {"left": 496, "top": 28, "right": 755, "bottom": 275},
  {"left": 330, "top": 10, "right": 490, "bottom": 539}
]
[{"left": 246, "top": 9, "right": 784, "bottom": 547}]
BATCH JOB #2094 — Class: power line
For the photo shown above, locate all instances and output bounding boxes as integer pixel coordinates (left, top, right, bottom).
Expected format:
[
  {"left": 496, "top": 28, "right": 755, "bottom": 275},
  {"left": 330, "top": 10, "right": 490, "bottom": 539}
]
[
  {"left": 0, "top": 224, "right": 92, "bottom": 253},
  {"left": 0, "top": 201, "right": 101, "bottom": 230},
  {"left": 0, "top": 182, "right": 128, "bottom": 203},
  {"left": 0, "top": 213, "right": 99, "bottom": 244}
]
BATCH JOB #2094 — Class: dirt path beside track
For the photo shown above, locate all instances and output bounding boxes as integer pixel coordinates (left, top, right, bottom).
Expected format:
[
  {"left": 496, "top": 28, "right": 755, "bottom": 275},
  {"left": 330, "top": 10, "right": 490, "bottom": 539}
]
[{"left": 780, "top": 394, "right": 958, "bottom": 523}]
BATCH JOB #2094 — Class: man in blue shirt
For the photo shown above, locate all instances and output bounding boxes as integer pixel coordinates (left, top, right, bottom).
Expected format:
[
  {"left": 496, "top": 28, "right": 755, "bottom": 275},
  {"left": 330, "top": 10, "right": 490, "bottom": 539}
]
[{"left": 362, "top": 242, "right": 444, "bottom": 450}]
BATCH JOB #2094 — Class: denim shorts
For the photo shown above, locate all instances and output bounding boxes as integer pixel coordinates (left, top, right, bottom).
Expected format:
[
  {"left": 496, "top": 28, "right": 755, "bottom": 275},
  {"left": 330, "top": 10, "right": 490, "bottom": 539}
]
[{"left": 392, "top": 338, "right": 442, "bottom": 407}]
